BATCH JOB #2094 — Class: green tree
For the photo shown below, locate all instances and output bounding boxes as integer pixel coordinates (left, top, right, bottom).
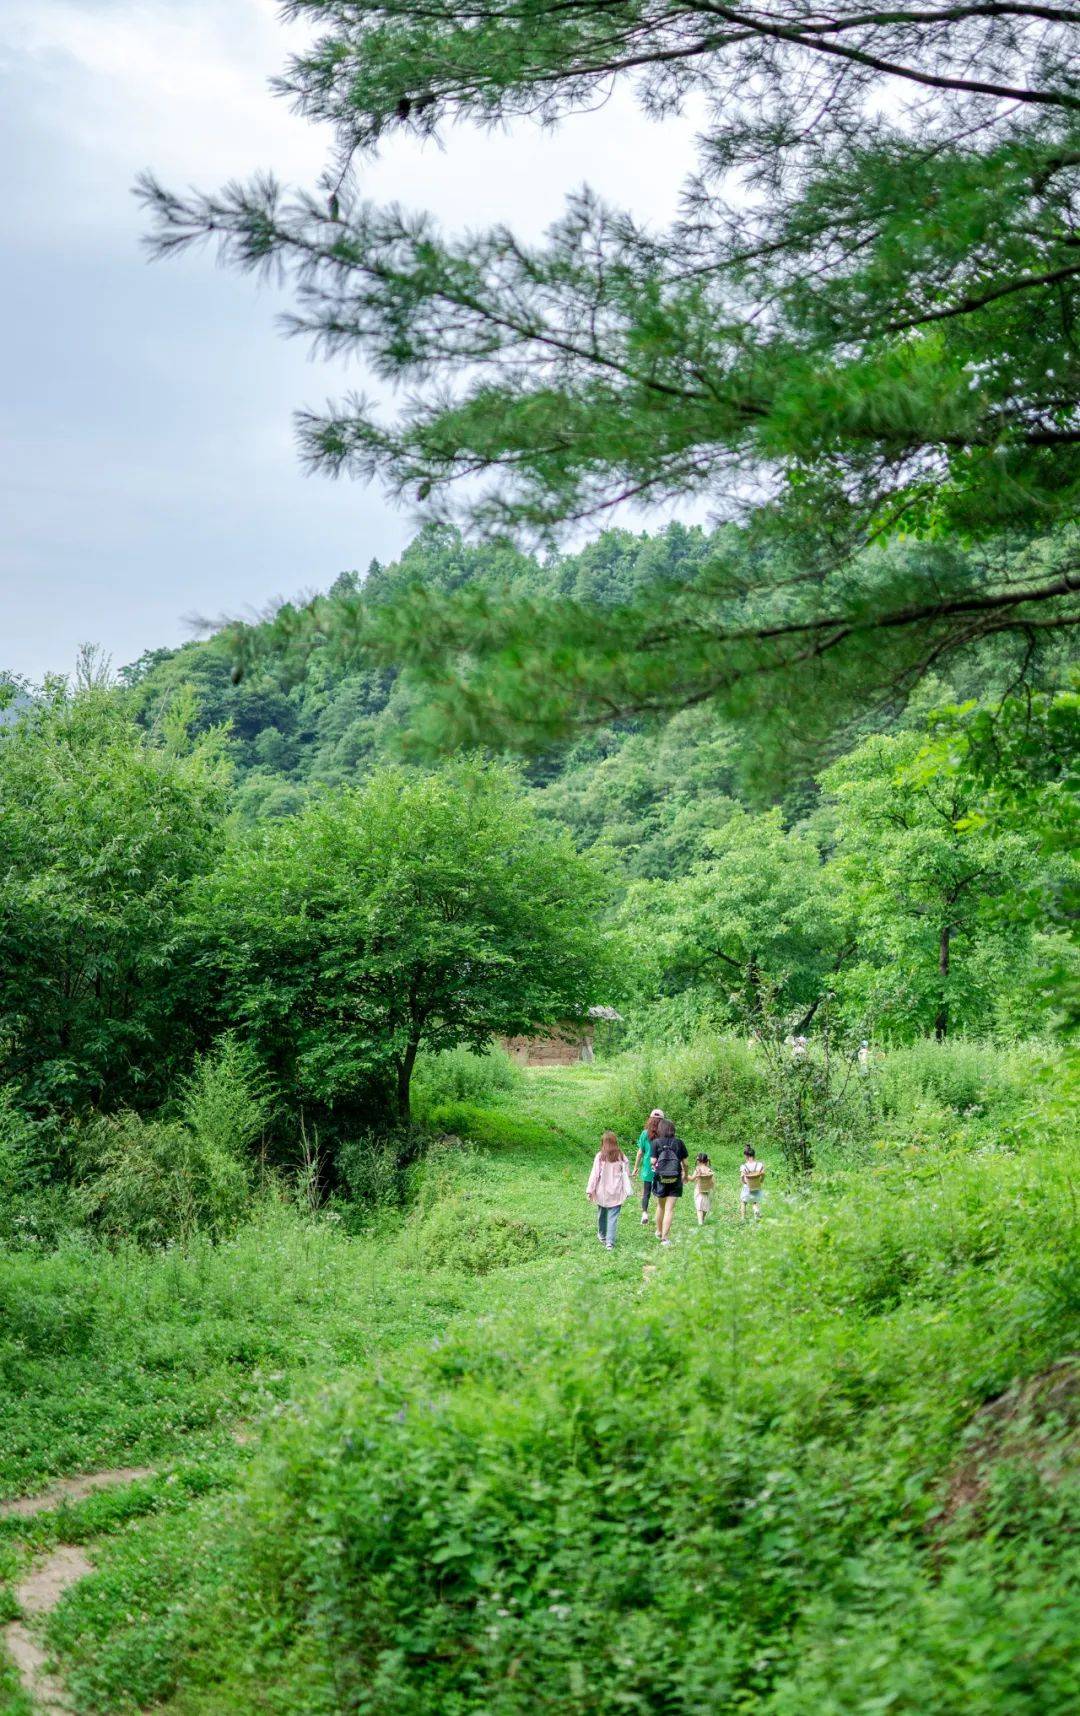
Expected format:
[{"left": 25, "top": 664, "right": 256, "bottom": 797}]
[
  {"left": 822, "top": 731, "right": 1038, "bottom": 1038},
  {"left": 140, "top": 4, "right": 1080, "bottom": 747},
  {"left": 620, "top": 808, "right": 852, "bottom": 1020},
  {"left": 0, "top": 682, "right": 230, "bottom": 1112},
  {"left": 204, "top": 764, "right": 613, "bottom": 1125}
]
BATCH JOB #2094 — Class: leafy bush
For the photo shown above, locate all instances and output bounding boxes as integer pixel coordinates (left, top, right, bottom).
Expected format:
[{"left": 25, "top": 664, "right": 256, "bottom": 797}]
[
  {"left": 74, "top": 1111, "right": 251, "bottom": 1246},
  {"left": 335, "top": 1131, "right": 423, "bottom": 1215},
  {"left": 175, "top": 1033, "right": 272, "bottom": 1159},
  {"left": 412, "top": 1044, "right": 523, "bottom": 1110},
  {"left": 407, "top": 1197, "right": 542, "bottom": 1275},
  {"left": 602, "top": 1034, "right": 1063, "bottom": 1177},
  {"left": 0, "top": 1088, "right": 76, "bottom": 1250},
  {"left": 69, "top": 1037, "right": 276, "bottom": 1246},
  {"left": 876, "top": 1037, "right": 1041, "bottom": 1118},
  {"left": 603, "top": 1033, "right": 773, "bottom": 1151}
]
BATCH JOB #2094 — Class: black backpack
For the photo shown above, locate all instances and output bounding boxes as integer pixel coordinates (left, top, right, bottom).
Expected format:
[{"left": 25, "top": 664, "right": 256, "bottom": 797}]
[{"left": 654, "top": 1139, "right": 682, "bottom": 1183}]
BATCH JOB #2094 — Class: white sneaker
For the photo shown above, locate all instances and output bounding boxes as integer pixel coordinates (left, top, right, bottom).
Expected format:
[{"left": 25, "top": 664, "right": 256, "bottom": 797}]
[
  {"left": 605, "top": 1241, "right": 614, "bottom": 1250},
  {"left": 661, "top": 1239, "right": 671, "bottom": 1247}
]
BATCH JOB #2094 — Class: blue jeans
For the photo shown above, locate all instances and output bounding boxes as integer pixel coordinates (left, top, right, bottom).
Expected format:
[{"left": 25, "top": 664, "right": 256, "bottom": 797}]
[{"left": 597, "top": 1203, "right": 623, "bottom": 1247}]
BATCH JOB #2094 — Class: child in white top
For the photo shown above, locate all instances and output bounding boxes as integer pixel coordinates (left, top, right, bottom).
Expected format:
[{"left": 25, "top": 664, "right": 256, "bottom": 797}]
[
  {"left": 739, "top": 1145, "right": 765, "bottom": 1219},
  {"left": 687, "top": 1153, "right": 715, "bottom": 1224}
]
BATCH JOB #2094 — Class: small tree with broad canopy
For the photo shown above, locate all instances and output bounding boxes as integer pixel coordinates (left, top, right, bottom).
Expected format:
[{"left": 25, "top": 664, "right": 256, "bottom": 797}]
[{"left": 204, "top": 762, "right": 615, "bottom": 1126}]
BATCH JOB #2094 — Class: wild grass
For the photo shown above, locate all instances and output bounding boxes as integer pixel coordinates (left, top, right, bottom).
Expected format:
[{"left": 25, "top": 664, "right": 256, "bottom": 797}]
[
  {"left": 411, "top": 1044, "right": 524, "bottom": 1112},
  {"left": 1, "top": 1040, "right": 1075, "bottom": 1715},
  {"left": 43, "top": 1088, "right": 1078, "bottom": 1716}
]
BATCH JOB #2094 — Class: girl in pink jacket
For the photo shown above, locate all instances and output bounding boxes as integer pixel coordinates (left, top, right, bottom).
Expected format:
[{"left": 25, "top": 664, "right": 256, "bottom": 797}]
[{"left": 586, "top": 1132, "right": 633, "bottom": 1250}]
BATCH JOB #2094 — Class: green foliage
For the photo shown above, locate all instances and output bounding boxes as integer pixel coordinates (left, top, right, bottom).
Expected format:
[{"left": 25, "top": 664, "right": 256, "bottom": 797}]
[
  {"left": 333, "top": 1131, "right": 425, "bottom": 1217},
  {"left": 175, "top": 1034, "right": 273, "bottom": 1161},
  {"left": 910, "top": 690, "right": 1080, "bottom": 1027},
  {"left": 823, "top": 731, "right": 1039, "bottom": 1039},
  {"left": 602, "top": 1030, "right": 1066, "bottom": 1176},
  {"left": 73, "top": 1109, "right": 251, "bottom": 1248},
  {"left": 142, "top": 7, "right": 1080, "bottom": 749},
  {"left": 411, "top": 1043, "right": 523, "bottom": 1110},
  {"left": 2, "top": 1050, "right": 1074, "bottom": 1716},
  {"left": 203, "top": 762, "right": 614, "bottom": 1126},
  {"left": 408, "top": 1198, "right": 542, "bottom": 1276},
  {"left": 0, "top": 683, "right": 229, "bottom": 1115},
  {"left": 0, "top": 1088, "right": 48, "bottom": 1203},
  {"left": 136, "top": 1103, "right": 1078, "bottom": 1716},
  {"left": 620, "top": 808, "right": 851, "bottom": 1020},
  {"left": 421, "top": 1102, "right": 556, "bottom": 1154},
  {"left": 0, "top": 1089, "right": 74, "bottom": 1252},
  {"left": 0, "top": 1196, "right": 445, "bottom": 1498},
  {"left": 67, "top": 1031, "right": 270, "bottom": 1247},
  {"left": 876, "top": 1037, "right": 1042, "bottom": 1121}
]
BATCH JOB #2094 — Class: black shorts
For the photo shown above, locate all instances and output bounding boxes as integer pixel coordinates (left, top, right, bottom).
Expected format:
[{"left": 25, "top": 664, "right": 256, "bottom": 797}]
[{"left": 654, "top": 1179, "right": 683, "bottom": 1199}]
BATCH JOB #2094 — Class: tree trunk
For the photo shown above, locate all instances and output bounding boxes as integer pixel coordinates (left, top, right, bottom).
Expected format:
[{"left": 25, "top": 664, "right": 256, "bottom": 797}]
[
  {"left": 395, "top": 1039, "right": 419, "bottom": 1123},
  {"left": 746, "top": 951, "right": 761, "bottom": 1013},
  {"left": 934, "top": 924, "right": 951, "bottom": 1041}
]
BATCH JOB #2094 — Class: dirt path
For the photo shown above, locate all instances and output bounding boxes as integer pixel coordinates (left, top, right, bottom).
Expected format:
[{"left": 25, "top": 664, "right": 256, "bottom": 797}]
[
  {"left": 1, "top": 1465, "right": 155, "bottom": 1711},
  {"left": 3, "top": 1547, "right": 94, "bottom": 1713},
  {"left": 0, "top": 1467, "right": 153, "bottom": 1521}
]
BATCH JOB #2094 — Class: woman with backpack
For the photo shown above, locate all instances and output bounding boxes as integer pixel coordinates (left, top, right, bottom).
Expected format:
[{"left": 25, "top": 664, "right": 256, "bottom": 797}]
[
  {"left": 650, "top": 1118, "right": 689, "bottom": 1245},
  {"left": 586, "top": 1131, "right": 633, "bottom": 1250},
  {"left": 632, "top": 1109, "right": 665, "bottom": 1225}
]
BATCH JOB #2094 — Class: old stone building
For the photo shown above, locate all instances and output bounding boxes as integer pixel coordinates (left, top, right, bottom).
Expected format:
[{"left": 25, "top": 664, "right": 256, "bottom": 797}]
[{"left": 500, "top": 1006, "right": 623, "bottom": 1067}]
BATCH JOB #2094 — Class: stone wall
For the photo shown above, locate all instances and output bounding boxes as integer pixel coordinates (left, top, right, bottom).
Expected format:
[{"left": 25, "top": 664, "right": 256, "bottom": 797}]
[{"left": 500, "top": 1023, "right": 595, "bottom": 1067}]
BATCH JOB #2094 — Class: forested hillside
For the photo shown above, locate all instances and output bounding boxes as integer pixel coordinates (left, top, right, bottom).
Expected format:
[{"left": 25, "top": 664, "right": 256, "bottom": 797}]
[{"left": 114, "top": 520, "right": 1078, "bottom": 1052}]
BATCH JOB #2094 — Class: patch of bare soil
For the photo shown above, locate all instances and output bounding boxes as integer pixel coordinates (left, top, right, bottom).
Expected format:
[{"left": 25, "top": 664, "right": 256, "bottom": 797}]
[
  {"left": 0, "top": 1466, "right": 153, "bottom": 1521},
  {"left": 934, "top": 1355, "right": 1079, "bottom": 1537},
  {"left": 1, "top": 1464, "right": 160, "bottom": 1709},
  {"left": 3, "top": 1547, "right": 94, "bottom": 1713}
]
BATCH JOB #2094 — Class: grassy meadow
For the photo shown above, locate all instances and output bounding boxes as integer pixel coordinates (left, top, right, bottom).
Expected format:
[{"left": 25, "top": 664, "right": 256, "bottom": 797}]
[{"left": 2, "top": 1039, "right": 1077, "bottom": 1714}]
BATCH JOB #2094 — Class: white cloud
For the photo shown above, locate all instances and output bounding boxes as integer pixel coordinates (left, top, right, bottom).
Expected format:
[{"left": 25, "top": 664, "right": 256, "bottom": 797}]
[{"left": 1, "top": 0, "right": 702, "bottom": 680}]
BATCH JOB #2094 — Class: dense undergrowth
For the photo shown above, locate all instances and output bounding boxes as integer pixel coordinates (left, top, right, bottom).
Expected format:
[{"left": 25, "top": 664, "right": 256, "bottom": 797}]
[
  {"left": 157, "top": 1141, "right": 1078, "bottom": 1716},
  {"left": 1, "top": 1041, "right": 1075, "bottom": 1715}
]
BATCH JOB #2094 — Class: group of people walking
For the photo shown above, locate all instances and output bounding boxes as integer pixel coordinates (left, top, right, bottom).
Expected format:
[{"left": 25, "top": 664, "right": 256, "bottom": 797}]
[{"left": 586, "top": 1108, "right": 766, "bottom": 1250}]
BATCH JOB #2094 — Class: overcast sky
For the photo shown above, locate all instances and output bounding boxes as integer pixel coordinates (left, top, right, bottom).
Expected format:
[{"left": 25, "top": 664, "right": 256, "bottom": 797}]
[{"left": 1, "top": 0, "right": 700, "bottom": 682}]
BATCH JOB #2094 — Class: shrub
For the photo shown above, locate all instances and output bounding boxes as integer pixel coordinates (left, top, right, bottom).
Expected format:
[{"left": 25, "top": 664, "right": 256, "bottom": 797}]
[
  {"left": 173, "top": 1130, "right": 1079, "bottom": 1716},
  {"left": 0, "top": 1088, "right": 76, "bottom": 1250},
  {"left": 412, "top": 1044, "right": 523, "bottom": 1111},
  {"left": 74, "top": 1110, "right": 251, "bottom": 1246},
  {"left": 407, "top": 1197, "right": 542, "bottom": 1275},
  {"left": 175, "top": 1034, "right": 272, "bottom": 1159},
  {"left": 335, "top": 1129, "right": 425, "bottom": 1215},
  {"left": 603, "top": 1033, "right": 773, "bottom": 1152},
  {"left": 876, "top": 1037, "right": 1039, "bottom": 1118}
]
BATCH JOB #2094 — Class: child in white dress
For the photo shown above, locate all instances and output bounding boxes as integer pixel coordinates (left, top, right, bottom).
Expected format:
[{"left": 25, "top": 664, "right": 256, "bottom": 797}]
[
  {"left": 687, "top": 1153, "right": 715, "bottom": 1224},
  {"left": 739, "top": 1145, "right": 765, "bottom": 1218}
]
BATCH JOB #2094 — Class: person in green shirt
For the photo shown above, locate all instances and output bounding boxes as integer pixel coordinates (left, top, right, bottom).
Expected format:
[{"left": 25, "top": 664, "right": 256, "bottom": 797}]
[{"left": 632, "top": 1110, "right": 664, "bottom": 1225}]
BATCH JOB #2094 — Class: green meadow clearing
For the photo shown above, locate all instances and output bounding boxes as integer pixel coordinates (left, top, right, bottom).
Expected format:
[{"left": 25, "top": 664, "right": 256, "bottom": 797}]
[{"left": 2, "top": 1044, "right": 1076, "bottom": 1716}]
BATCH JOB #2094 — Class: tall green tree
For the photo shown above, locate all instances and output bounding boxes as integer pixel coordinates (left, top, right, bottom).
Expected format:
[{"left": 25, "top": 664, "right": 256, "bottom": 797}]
[
  {"left": 204, "top": 764, "right": 613, "bottom": 1124},
  {"left": 141, "top": 3, "right": 1080, "bottom": 751},
  {"left": 822, "top": 731, "right": 1038, "bottom": 1038},
  {"left": 0, "top": 681, "right": 230, "bottom": 1112},
  {"left": 620, "top": 808, "right": 853, "bottom": 1021}
]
